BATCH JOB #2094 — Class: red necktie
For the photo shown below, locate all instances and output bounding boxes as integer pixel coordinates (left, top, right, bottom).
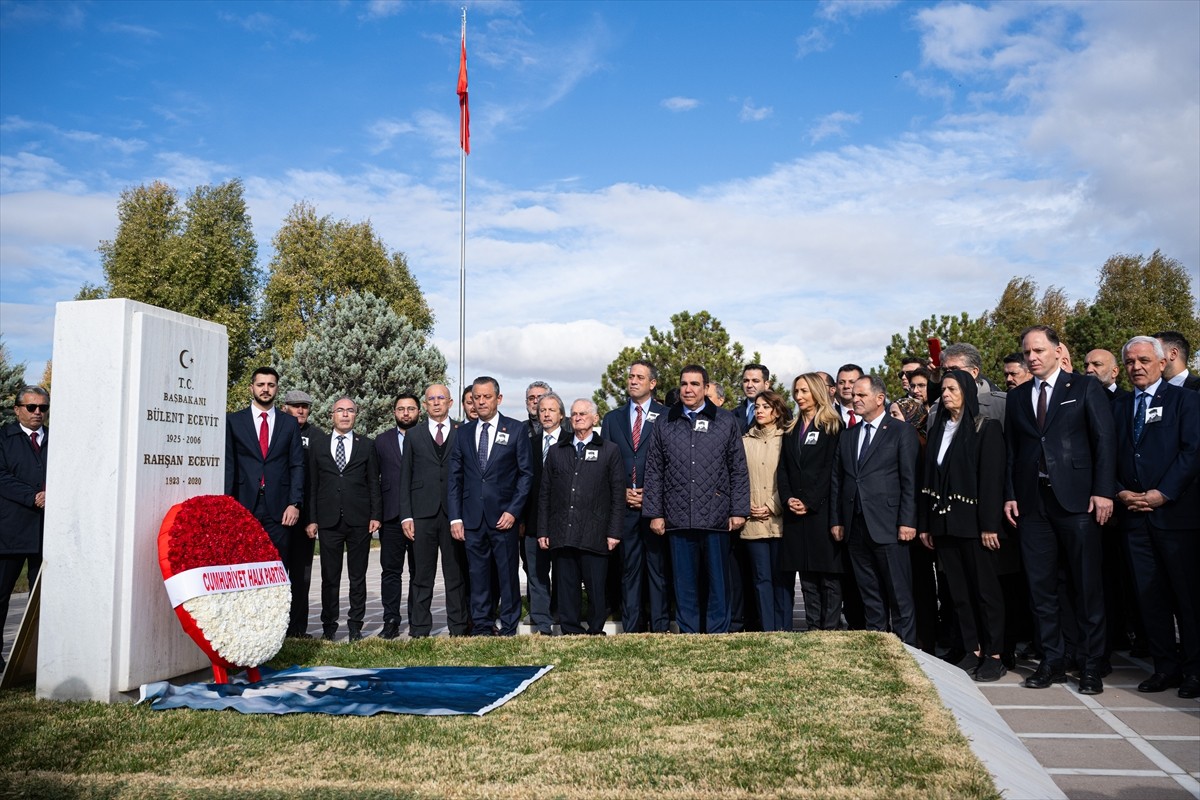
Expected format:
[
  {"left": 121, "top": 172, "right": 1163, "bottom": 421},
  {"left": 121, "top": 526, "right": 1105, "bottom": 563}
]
[
  {"left": 631, "top": 405, "right": 643, "bottom": 484},
  {"left": 30, "top": 431, "right": 41, "bottom": 454},
  {"left": 848, "top": 411, "right": 857, "bottom": 427},
  {"left": 258, "top": 412, "right": 270, "bottom": 458}
]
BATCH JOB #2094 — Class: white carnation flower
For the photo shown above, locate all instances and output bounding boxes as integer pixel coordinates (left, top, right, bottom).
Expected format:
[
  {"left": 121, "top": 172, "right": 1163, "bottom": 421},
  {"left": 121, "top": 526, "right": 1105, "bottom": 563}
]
[{"left": 182, "top": 585, "right": 290, "bottom": 667}]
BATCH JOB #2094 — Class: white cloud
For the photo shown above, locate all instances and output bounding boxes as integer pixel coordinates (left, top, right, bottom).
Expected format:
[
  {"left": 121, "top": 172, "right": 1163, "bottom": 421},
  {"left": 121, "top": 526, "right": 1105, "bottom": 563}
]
[
  {"left": 661, "top": 96, "right": 700, "bottom": 112},
  {"left": 808, "top": 111, "right": 861, "bottom": 143},
  {"left": 796, "top": 27, "right": 831, "bottom": 58},
  {"left": 739, "top": 99, "right": 773, "bottom": 122},
  {"left": 361, "top": 0, "right": 404, "bottom": 21},
  {"left": 818, "top": 0, "right": 901, "bottom": 22}
]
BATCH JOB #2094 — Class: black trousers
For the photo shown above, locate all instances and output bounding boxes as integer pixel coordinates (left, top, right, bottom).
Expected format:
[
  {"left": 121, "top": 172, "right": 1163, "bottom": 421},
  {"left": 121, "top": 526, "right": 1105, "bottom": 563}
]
[
  {"left": 318, "top": 518, "right": 371, "bottom": 633},
  {"left": 797, "top": 571, "right": 843, "bottom": 631},
  {"left": 0, "top": 553, "right": 40, "bottom": 653},
  {"left": 1125, "top": 517, "right": 1200, "bottom": 676},
  {"left": 410, "top": 509, "right": 471, "bottom": 636},
  {"left": 1019, "top": 481, "right": 1106, "bottom": 670},
  {"left": 285, "top": 526, "right": 315, "bottom": 635},
  {"left": 379, "top": 519, "right": 413, "bottom": 625},
  {"left": 847, "top": 512, "right": 916, "bottom": 645},
  {"left": 554, "top": 547, "right": 609, "bottom": 635},
  {"left": 937, "top": 536, "right": 1006, "bottom": 657}
]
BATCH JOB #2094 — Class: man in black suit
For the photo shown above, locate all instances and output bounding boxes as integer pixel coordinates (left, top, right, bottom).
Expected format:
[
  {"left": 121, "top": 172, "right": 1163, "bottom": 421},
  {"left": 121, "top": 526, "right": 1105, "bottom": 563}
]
[
  {"left": 1005, "top": 325, "right": 1116, "bottom": 694},
  {"left": 830, "top": 374, "right": 920, "bottom": 645},
  {"left": 1154, "top": 331, "right": 1200, "bottom": 391},
  {"left": 447, "top": 377, "right": 533, "bottom": 636},
  {"left": 523, "top": 392, "right": 568, "bottom": 635},
  {"left": 401, "top": 384, "right": 470, "bottom": 637},
  {"left": 224, "top": 367, "right": 305, "bottom": 562},
  {"left": 376, "top": 392, "right": 420, "bottom": 639},
  {"left": 305, "top": 397, "right": 382, "bottom": 641},
  {"left": 1113, "top": 336, "right": 1200, "bottom": 698},
  {"left": 281, "top": 389, "right": 319, "bottom": 638},
  {"left": 1, "top": 386, "right": 48, "bottom": 670},
  {"left": 601, "top": 359, "right": 671, "bottom": 633}
]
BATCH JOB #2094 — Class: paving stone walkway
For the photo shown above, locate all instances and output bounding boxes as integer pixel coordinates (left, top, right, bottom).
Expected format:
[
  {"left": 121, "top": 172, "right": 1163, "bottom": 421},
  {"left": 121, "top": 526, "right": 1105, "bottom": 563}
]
[{"left": 5, "top": 550, "right": 1197, "bottom": 799}]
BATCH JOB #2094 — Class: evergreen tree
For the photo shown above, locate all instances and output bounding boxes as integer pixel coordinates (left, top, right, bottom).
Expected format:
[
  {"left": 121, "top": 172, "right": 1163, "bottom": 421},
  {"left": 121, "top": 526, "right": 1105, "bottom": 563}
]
[
  {"left": 593, "top": 311, "right": 778, "bottom": 416},
  {"left": 278, "top": 292, "right": 446, "bottom": 437},
  {"left": 0, "top": 337, "right": 30, "bottom": 428}
]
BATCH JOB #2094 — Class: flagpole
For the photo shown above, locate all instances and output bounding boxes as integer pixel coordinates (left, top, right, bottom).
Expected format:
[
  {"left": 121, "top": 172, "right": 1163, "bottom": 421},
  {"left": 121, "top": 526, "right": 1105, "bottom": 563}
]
[{"left": 458, "top": 8, "right": 467, "bottom": 406}]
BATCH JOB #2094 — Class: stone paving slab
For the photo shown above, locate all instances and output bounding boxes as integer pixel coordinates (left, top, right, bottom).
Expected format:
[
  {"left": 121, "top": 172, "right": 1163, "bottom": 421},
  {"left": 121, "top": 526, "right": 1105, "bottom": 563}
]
[
  {"left": 1114, "top": 709, "right": 1200, "bottom": 738},
  {"left": 1050, "top": 774, "right": 1200, "bottom": 800},
  {"left": 999, "top": 707, "right": 1117, "bottom": 735}
]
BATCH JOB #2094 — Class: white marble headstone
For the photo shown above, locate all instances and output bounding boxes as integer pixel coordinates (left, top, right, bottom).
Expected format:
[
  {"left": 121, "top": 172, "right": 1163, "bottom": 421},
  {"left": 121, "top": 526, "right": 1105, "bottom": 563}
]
[{"left": 38, "top": 299, "right": 228, "bottom": 702}]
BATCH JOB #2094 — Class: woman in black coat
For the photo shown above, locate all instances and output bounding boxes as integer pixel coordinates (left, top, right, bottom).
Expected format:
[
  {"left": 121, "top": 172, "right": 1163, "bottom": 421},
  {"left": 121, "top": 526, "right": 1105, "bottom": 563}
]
[
  {"left": 918, "top": 369, "right": 1008, "bottom": 681},
  {"left": 777, "top": 372, "right": 845, "bottom": 631}
]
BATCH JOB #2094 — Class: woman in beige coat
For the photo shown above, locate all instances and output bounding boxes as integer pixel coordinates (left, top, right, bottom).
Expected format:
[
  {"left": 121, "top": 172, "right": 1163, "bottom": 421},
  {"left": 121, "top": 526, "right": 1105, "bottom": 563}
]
[{"left": 741, "top": 389, "right": 791, "bottom": 631}]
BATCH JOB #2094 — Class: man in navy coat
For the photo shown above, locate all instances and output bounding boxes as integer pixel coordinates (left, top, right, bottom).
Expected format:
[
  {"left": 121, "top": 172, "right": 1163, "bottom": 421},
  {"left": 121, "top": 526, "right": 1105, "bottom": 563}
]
[
  {"left": 1113, "top": 336, "right": 1200, "bottom": 698},
  {"left": 1, "top": 386, "right": 49, "bottom": 670},
  {"left": 601, "top": 359, "right": 670, "bottom": 632},
  {"left": 448, "top": 377, "right": 533, "bottom": 636},
  {"left": 224, "top": 367, "right": 305, "bottom": 562},
  {"left": 1005, "top": 325, "right": 1116, "bottom": 695}
]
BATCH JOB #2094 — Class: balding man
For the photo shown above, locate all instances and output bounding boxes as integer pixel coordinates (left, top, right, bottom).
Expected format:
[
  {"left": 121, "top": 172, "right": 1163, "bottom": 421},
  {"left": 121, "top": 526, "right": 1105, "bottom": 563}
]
[{"left": 1084, "top": 349, "right": 1127, "bottom": 403}]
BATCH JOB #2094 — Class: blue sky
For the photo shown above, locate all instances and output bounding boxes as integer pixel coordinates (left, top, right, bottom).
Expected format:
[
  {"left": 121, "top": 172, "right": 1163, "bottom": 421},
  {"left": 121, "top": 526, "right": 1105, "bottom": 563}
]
[{"left": 2, "top": 0, "right": 1197, "bottom": 417}]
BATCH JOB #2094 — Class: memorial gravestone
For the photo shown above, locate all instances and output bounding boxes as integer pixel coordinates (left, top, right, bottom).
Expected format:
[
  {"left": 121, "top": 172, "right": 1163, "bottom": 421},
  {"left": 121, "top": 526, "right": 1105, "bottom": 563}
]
[{"left": 38, "top": 299, "right": 227, "bottom": 701}]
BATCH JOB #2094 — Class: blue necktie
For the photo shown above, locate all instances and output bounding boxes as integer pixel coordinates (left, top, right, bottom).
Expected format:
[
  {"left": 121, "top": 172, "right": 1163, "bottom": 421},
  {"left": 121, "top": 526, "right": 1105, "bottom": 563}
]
[
  {"left": 858, "top": 423, "right": 873, "bottom": 466},
  {"left": 1133, "top": 392, "right": 1148, "bottom": 444},
  {"left": 576, "top": 440, "right": 585, "bottom": 458},
  {"left": 477, "top": 422, "right": 490, "bottom": 470}
]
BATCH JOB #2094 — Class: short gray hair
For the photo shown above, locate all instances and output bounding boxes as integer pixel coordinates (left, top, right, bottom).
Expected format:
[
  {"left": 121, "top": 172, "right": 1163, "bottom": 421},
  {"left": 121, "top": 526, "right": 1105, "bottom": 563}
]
[
  {"left": 16, "top": 385, "right": 49, "bottom": 403},
  {"left": 1122, "top": 335, "right": 1165, "bottom": 361},
  {"left": 571, "top": 398, "right": 598, "bottom": 417},
  {"left": 526, "top": 380, "right": 553, "bottom": 395},
  {"left": 941, "top": 342, "right": 983, "bottom": 373}
]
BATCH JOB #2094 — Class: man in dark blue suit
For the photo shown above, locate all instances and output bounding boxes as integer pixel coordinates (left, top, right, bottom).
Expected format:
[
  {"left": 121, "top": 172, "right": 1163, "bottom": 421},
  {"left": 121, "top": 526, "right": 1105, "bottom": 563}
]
[
  {"left": 601, "top": 360, "right": 670, "bottom": 632},
  {"left": 830, "top": 374, "right": 920, "bottom": 645},
  {"left": 448, "top": 376, "right": 533, "bottom": 636},
  {"left": 1, "top": 386, "right": 48, "bottom": 670},
  {"left": 1005, "top": 325, "right": 1116, "bottom": 694},
  {"left": 1113, "top": 336, "right": 1200, "bottom": 698},
  {"left": 224, "top": 367, "right": 305, "bottom": 562}
]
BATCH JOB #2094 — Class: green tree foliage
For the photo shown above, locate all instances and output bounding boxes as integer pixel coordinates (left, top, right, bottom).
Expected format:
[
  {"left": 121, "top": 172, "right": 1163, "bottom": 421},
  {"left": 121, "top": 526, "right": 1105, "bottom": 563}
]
[
  {"left": 261, "top": 202, "right": 433, "bottom": 364},
  {"left": 1065, "top": 250, "right": 1200, "bottom": 367},
  {"left": 592, "top": 310, "right": 778, "bottom": 416},
  {"left": 875, "top": 312, "right": 989, "bottom": 400},
  {"left": 0, "top": 337, "right": 29, "bottom": 428},
  {"left": 93, "top": 179, "right": 259, "bottom": 391},
  {"left": 278, "top": 292, "right": 446, "bottom": 437}
]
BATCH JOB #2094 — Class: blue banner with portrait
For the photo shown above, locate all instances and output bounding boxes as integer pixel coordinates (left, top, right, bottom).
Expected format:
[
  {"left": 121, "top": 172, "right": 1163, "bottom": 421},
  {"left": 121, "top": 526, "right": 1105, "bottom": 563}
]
[{"left": 139, "top": 664, "right": 553, "bottom": 716}]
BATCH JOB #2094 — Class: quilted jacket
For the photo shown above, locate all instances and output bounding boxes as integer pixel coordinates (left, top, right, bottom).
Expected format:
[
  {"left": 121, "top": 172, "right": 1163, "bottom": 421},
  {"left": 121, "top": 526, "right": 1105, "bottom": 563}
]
[{"left": 641, "top": 401, "right": 750, "bottom": 532}]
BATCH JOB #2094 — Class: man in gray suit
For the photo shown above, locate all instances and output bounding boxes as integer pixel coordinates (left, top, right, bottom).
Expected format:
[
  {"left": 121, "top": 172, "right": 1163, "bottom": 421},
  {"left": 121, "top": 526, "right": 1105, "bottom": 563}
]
[
  {"left": 400, "top": 384, "right": 471, "bottom": 637},
  {"left": 831, "top": 374, "right": 921, "bottom": 645}
]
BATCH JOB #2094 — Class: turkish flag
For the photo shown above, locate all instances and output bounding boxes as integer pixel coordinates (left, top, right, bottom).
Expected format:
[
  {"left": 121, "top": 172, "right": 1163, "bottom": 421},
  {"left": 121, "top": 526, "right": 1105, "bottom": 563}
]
[{"left": 458, "top": 32, "right": 469, "bottom": 154}]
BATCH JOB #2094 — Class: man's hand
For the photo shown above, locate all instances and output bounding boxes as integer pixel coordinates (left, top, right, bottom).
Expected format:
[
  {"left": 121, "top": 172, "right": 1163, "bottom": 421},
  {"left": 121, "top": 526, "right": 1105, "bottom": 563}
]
[
  {"left": 451, "top": 521, "right": 465, "bottom": 541},
  {"left": 282, "top": 504, "right": 300, "bottom": 527},
  {"left": 538, "top": 537, "right": 550, "bottom": 550},
  {"left": 626, "top": 488, "right": 643, "bottom": 509},
  {"left": 898, "top": 526, "right": 916, "bottom": 542},
  {"left": 305, "top": 523, "right": 318, "bottom": 540},
  {"left": 369, "top": 519, "right": 381, "bottom": 534},
  {"left": 1141, "top": 489, "right": 1166, "bottom": 509},
  {"left": 787, "top": 497, "right": 807, "bottom": 515},
  {"left": 1088, "top": 496, "right": 1113, "bottom": 525},
  {"left": 981, "top": 531, "right": 1000, "bottom": 550},
  {"left": 496, "top": 512, "right": 516, "bottom": 530},
  {"left": 918, "top": 532, "right": 934, "bottom": 550},
  {"left": 830, "top": 525, "right": 844, "bottom": 542},
  {"left": 402, "top": 520, "right": 416, "bottom": 541},
  {"left": 34, "top": 490, "right": 45, "bottom": 509},
  {"left": 650, "top": 517, "right": 666, "bottom": 536},
  {"left": 1004, "top": 500, "right": 1020, "bottom": 527},
  {"left": 607, "top": 537, "right": 620, "bottom": 551},
  {"left": 729, "top": 516, "right": 747, "bottom": 531},
  {"left": 1116, "top": 490, "right": 1141, "bottom": 510}
]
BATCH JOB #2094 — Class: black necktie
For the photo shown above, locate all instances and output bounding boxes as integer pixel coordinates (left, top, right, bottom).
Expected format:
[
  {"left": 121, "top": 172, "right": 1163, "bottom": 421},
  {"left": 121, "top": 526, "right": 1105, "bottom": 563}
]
[
  {"left": 858, "top": 423, "right": 873, "bottom": 466},
  {"left": 1133, "top": 392, "right": 1148, "bottom": 444}
]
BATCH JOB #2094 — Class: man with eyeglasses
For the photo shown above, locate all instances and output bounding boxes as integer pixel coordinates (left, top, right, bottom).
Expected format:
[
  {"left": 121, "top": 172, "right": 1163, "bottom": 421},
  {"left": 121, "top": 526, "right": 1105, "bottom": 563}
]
[
  {"left": 1, "top": 386, "right": 49, "bottom": 670},
  {"left": 306, "top": 397, "right": 382, "bottom": 642},
  {"left": 524, "top": 381, "right": 552, "bottom": 433}
]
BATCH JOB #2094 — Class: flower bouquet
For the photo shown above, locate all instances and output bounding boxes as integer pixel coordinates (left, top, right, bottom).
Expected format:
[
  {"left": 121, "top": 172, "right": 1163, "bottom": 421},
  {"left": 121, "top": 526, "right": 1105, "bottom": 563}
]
[{"left": 158, "top": 495, "right": 290, "bottom": 683}]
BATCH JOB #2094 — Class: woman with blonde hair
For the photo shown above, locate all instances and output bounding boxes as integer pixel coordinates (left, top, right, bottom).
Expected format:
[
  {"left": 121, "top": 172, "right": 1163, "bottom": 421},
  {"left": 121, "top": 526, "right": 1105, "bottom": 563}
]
[
  {"left": 741, "top": 389, "right": 791, "bottom": 631},
  {"left": 777, "top": 373, "right": 846, "bottom": 631}
]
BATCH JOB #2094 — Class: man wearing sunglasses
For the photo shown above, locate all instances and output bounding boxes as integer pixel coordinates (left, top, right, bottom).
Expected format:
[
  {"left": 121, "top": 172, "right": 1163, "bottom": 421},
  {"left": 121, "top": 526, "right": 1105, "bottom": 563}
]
[{"left": 1, "top": 386, "right": 49, "bottom": 671}]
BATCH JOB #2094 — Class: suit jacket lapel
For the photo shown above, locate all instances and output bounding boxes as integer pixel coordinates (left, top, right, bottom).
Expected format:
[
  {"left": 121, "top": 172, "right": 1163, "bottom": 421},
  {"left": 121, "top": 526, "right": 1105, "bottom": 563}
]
[
  {"left": 1042, "top": 375, "right": 1073, "bottom": 431},
  {"left": 858, "top": 420, "right": 888, "bottom": 469}
]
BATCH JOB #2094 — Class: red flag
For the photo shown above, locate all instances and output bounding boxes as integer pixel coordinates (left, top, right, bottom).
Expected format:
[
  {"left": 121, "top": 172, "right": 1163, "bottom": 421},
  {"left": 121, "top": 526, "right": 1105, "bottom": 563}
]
[
  {"left": 928, "top": 337, "right": 942, "bottom": 367},
  {"left": 457, "top": 31, "right": 469, "bottom": 154}
]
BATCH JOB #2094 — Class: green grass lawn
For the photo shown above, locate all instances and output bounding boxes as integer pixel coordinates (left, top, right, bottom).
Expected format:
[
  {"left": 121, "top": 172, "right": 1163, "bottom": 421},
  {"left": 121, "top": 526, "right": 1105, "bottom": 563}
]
[{"left": 0, "top": 631, "right": 998, "bottom": 799}]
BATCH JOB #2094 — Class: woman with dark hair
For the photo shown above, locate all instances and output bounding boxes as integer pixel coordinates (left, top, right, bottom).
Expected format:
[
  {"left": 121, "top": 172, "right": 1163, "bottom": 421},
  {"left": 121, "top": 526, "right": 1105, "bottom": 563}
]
[
  {"left": 777, "top": 373, "right": 845, "bottom": 631},
  {"left": 918, "top": 369, "right": 1008, "bottom": 681},
  {"left": 741, "top": 389, "right": 791, "bottom": 631}
]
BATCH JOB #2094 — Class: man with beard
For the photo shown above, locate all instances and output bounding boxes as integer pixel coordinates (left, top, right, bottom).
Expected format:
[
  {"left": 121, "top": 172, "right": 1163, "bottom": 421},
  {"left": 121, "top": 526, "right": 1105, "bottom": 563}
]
[{"left": 376, "top": 392, "right": 420, "bottom": 639}]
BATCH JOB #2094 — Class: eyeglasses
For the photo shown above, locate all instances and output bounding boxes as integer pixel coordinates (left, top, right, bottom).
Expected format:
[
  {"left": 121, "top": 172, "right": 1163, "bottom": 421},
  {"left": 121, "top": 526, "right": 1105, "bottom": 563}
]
[
  {"left": 21, "top": 404, "right": 49, "bottom": 413},
  {"left": 333, "top": 408, "right": 357, "bottom": 414},
  {"left": 425, "top": 395, "right": 449, "bottom": 402}
]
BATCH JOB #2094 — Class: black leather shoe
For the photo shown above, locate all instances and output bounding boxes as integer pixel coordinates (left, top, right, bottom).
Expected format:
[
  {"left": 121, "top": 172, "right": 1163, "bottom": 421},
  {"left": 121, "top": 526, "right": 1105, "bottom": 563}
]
[
  {"left": 348, "top": 629, "right": 365, "bottom": 642},
  {"left": 1178, "top": 675, "right": 1200, "bottom": 699},
  {"left": 379, "top": 623, "right": 400, "bottom": 640},
  {"left": 288, "top": 630, "right": 314, "bottom": 640},
  {"left": 1023, "top": 662, "right": 1068, "bottom": 689},
  {"left": 1078, "top": 670, "right": 1104, "bottom": 695},
  {"left": 1138, "top": 672, "right": 1183, "bottom": 693},
  {"left": 321, "top": 630, "right": 336, "bottom": 642}
]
